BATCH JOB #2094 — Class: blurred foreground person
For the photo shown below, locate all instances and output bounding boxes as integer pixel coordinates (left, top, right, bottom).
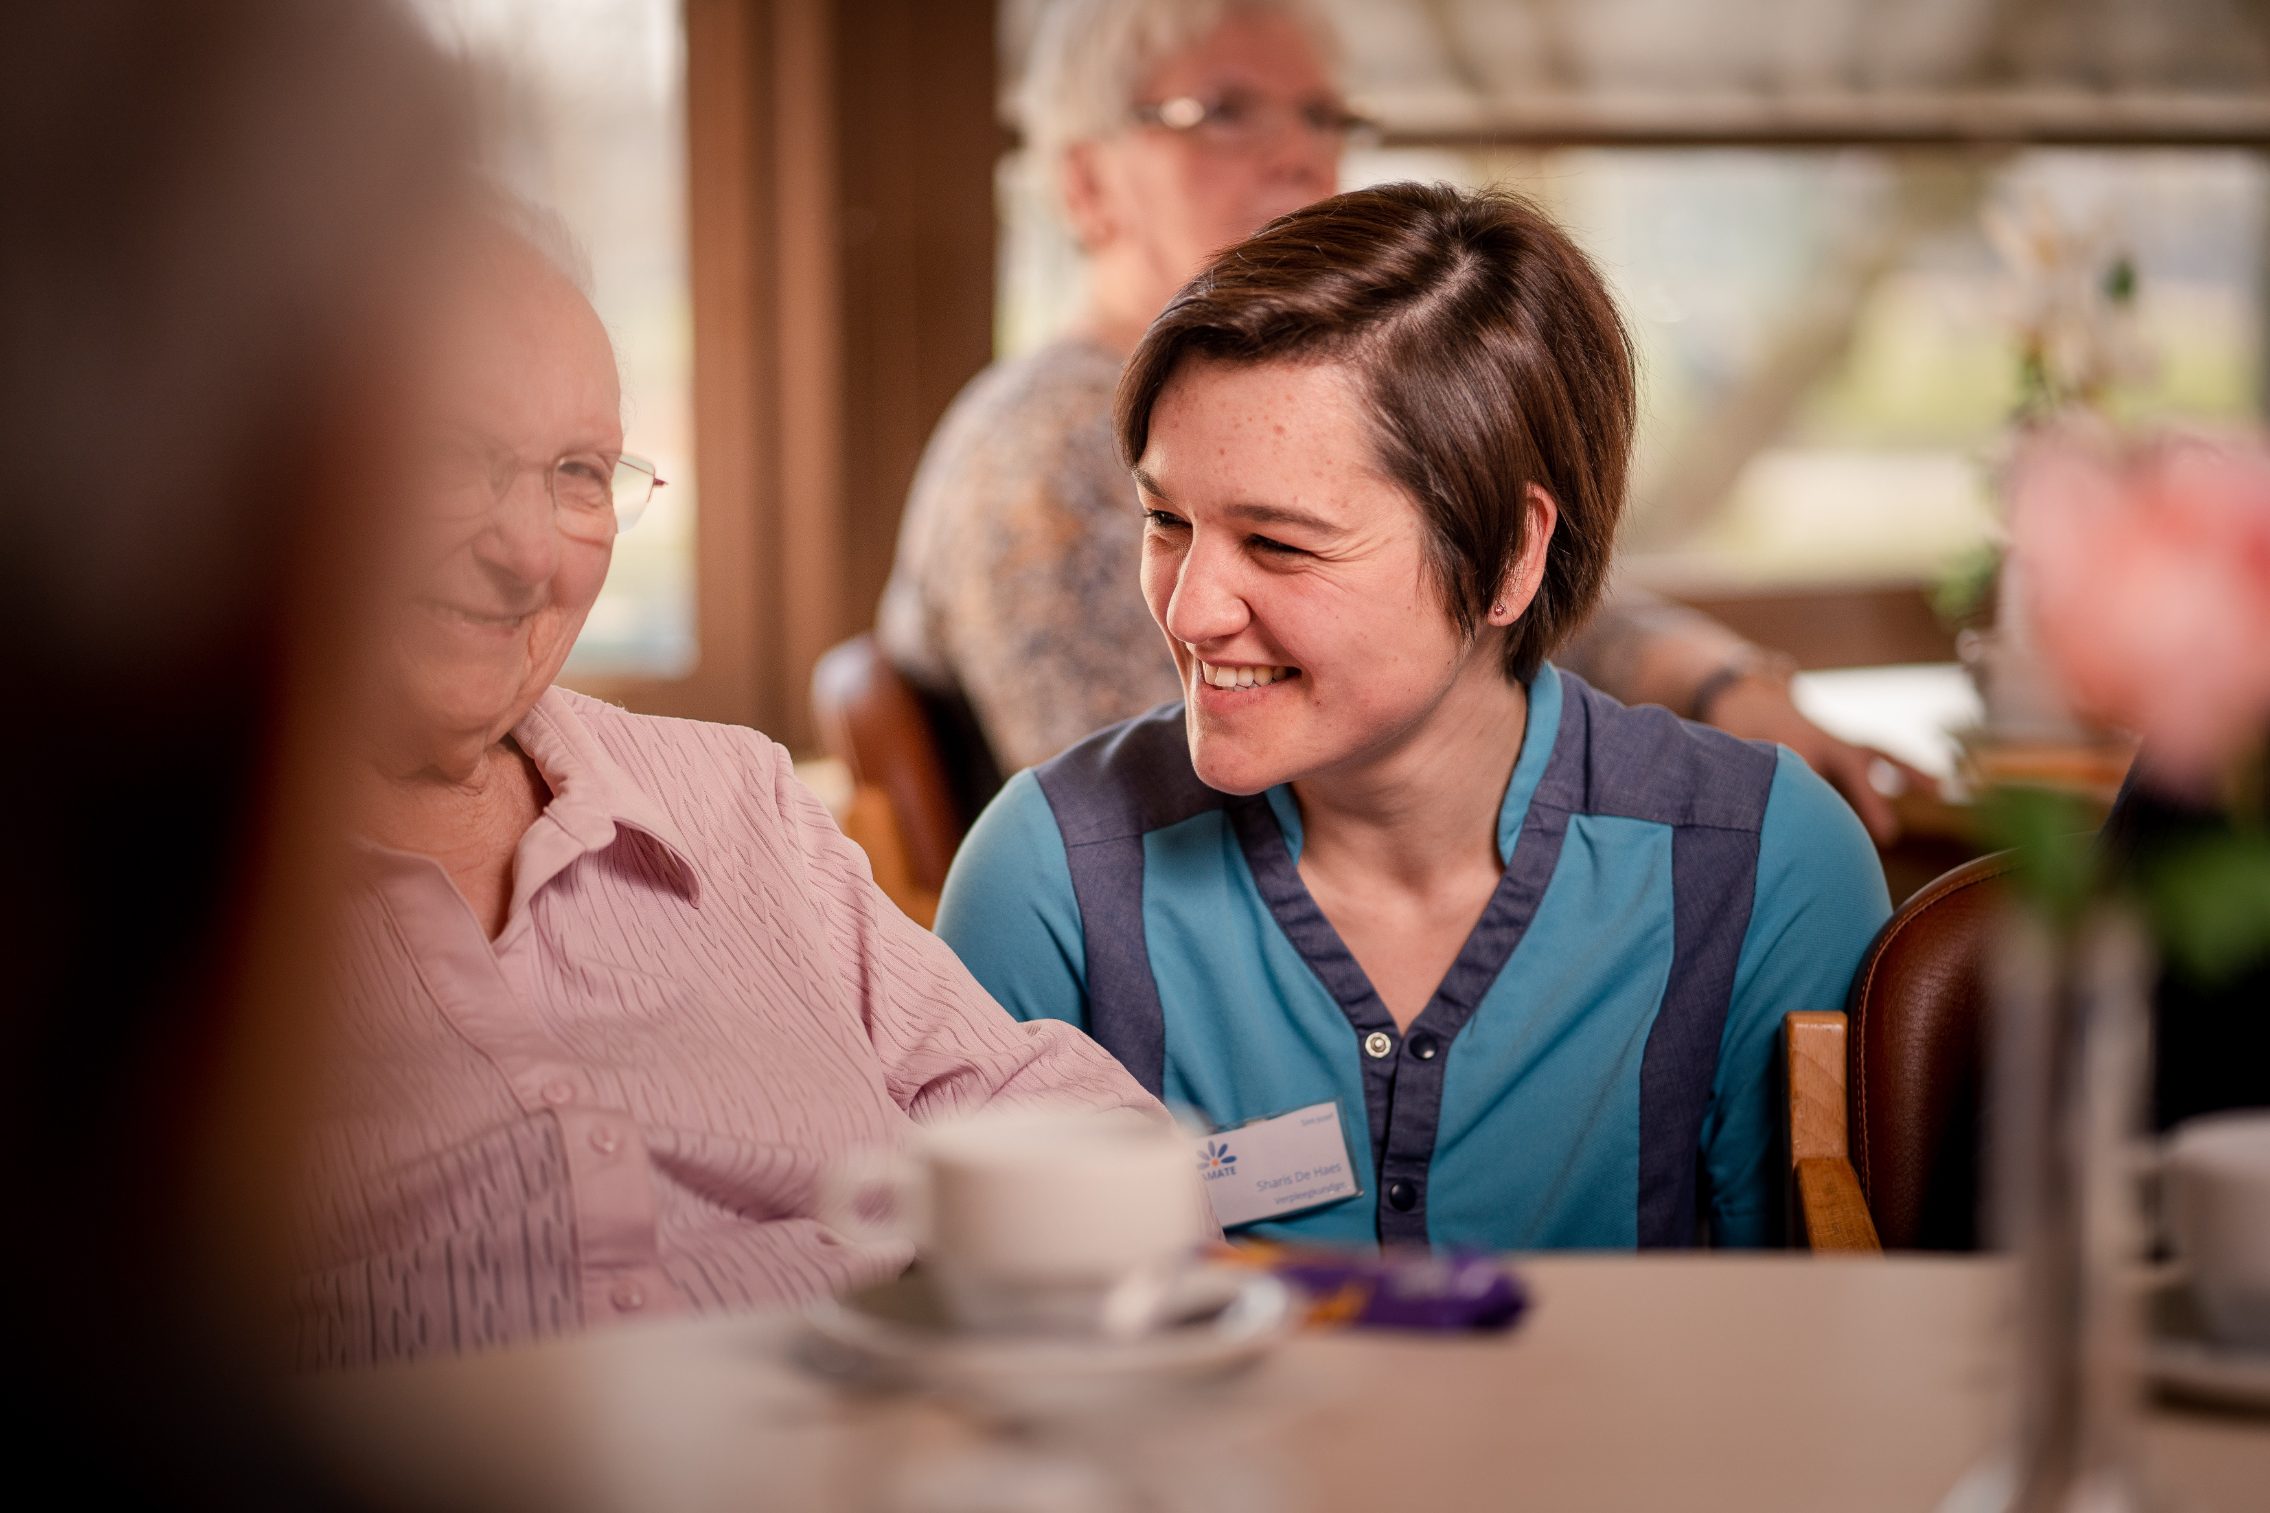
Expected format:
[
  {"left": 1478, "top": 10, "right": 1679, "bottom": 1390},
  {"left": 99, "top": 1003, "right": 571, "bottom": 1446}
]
[
  {"left": 288, "top": 200, "right": 1160, "bottom": 1369},
  {"left": 0, "top": 0, "right": 466, "bottom": 1504},
  {"left": 878, "top": 0, "right": 1925, "bottom": 840}
]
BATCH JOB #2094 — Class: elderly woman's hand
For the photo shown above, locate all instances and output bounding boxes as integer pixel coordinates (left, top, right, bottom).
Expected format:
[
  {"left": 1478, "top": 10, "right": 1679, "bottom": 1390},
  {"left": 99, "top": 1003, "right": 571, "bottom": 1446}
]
[{"left": 1701, "top": 672, "right": 1937, "bottom": 846}]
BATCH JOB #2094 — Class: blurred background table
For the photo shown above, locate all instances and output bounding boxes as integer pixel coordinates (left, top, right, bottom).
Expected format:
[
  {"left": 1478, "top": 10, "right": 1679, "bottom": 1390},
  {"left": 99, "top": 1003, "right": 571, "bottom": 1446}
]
[
  {"left": 1797, "top": 661, "right": 1998, "bottom": 902},
  {"left": 304, "top": 1255, "right": 2270, "bottom": 1513},
  {"left": 1794, "top": 662, "right": 2136, "bottom": 903},
  {"left": 1791, "top": 662, "right": 1981, "bottom": 786}
]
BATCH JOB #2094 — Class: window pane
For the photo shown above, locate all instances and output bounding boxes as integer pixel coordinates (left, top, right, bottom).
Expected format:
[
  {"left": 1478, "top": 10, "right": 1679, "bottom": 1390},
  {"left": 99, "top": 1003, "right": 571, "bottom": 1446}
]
[
  {"left": 1344, "top": 145, "right": 2266, "bottom": 586},
  {"left": 415, "top": 0, "right": 696, "bottom": 677},
  {"left": 998, "top": 142, "right": 2267, "bottom": 589}
]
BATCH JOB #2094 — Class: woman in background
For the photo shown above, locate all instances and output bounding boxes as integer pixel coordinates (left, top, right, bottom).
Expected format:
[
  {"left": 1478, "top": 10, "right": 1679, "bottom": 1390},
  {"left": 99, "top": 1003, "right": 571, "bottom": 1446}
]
[{"left": 879, "top": 0, "right": 1926, "bottom": 841}]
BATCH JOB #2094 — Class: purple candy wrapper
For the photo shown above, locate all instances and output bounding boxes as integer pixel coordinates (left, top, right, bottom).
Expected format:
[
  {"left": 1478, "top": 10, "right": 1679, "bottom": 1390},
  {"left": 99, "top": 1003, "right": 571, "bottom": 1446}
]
[{"left": 1259, "top": 1247, "right": 1527, "bottom": 1332}]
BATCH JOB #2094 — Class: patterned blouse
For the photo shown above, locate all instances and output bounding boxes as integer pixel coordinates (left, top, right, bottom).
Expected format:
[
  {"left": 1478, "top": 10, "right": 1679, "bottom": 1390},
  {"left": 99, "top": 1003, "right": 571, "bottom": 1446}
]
[
  {"left": 879, "top": 337, "right": 1728, "bottom": 773},
  {"left": 291, "top": 687, "right": 1160, "bottom": 1367}
]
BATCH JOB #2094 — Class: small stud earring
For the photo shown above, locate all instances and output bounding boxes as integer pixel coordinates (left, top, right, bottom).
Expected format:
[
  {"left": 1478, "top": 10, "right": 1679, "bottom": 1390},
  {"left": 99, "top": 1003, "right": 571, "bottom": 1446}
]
[{"left": 1490, "top": 601, "right": 1506, "bottom": 619}]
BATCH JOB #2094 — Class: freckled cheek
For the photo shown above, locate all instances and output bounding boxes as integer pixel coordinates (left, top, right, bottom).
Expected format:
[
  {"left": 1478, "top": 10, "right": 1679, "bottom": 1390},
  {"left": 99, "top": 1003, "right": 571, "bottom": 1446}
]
[
  {"left": 1290, "top": 595, "right": 1439, "bottom": 698},
  {"left": 1265, "top": 571, "right": 1360, "bottom": 656}
]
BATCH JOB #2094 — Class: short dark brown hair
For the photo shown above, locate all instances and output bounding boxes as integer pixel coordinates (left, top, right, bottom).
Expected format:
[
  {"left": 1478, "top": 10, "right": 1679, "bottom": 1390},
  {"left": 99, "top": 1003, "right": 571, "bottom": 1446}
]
[{"left": 1115, "top": 181, "right": 1637, "bottom": 683}]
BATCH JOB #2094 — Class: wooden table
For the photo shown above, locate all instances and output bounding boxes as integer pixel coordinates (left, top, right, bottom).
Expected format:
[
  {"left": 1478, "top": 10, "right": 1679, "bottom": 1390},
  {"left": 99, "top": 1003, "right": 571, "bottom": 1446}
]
[{"left": 303, "top": 1256, "right": 2270, "bottom": 1513}]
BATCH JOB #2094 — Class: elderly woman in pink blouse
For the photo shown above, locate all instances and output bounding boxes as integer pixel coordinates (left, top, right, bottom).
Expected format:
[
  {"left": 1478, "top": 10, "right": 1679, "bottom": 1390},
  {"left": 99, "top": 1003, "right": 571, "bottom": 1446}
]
[{"left": 290, "top": 202, "right": 1158, "bottom": 1368}]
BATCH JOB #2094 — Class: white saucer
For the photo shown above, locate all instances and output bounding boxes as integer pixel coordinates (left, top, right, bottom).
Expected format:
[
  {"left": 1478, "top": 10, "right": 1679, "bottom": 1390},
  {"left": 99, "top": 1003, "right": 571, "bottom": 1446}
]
[
  {"left": 2146, "top": 1279, "right": 2270, "bottom": 1413},
  {"left": 796, "top": 1263, "right": 1294, "bottom": 1419}
]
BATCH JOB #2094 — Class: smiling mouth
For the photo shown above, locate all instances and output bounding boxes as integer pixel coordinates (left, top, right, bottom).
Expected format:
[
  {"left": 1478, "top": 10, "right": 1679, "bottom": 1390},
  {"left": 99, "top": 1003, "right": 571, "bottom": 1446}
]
[
  {"left": 1194, "top": 658, "right": 1300, "bottom": 690},
  {"left": 422, "top": 599, "right": 534, "bottom": 631}
]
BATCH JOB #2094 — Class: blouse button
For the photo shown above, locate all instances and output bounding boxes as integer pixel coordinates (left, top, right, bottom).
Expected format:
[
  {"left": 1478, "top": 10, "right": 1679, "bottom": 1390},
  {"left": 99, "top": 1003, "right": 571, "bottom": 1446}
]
[
  {"left": 610, "top": 1279, "right": 646, "bottom": 1313},
  {"left": 1363, "top": 1030, "right": 1395, "bottom": 1060},
  {"left": 541, "top": 1079, "right": 577, "bottom": 1107},
  {"left": 589, "top": 1125, "right": 622, "bottom": 1156}
]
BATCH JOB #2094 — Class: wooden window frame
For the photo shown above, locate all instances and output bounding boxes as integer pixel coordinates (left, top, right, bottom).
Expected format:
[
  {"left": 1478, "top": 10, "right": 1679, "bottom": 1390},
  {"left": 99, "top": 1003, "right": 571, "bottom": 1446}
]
[{"left": 570, "top": 0, "right": 999, "bottom": 750}]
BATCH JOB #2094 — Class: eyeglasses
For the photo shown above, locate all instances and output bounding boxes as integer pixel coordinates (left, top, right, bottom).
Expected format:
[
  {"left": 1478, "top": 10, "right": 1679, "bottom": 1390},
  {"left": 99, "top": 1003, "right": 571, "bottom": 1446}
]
[
  {"left": 1131, "top": 90, "right": 1378, "bottom": 150},
  {"left": 411, "top": 431, "right": 665, "bottom": 542}
]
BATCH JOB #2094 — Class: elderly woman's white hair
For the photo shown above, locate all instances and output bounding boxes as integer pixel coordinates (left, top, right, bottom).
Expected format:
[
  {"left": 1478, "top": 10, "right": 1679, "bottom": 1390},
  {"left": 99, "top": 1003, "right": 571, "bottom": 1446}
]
[
  {"left": 1012, "top": 0, "right": 1342, "bottom": 166},
  {"left": 464, "top": 176, "right": 595, "bottom": 297}
]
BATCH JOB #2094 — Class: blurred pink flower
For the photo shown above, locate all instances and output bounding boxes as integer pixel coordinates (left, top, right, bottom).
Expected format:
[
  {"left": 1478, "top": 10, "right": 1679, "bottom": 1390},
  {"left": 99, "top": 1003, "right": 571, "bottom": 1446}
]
[{"left": 2009, "top": 426, "right": 2270, "bottom": 795}]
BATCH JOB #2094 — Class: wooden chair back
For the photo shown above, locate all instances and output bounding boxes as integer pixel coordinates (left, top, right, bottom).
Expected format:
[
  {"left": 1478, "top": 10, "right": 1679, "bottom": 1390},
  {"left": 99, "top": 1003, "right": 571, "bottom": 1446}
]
[
  {"left": 810, "top": 634, "right": 1002, "bottom": 921},
  {"left": 1786, "top": 850, "right": 2015, "bottom": 1251}
]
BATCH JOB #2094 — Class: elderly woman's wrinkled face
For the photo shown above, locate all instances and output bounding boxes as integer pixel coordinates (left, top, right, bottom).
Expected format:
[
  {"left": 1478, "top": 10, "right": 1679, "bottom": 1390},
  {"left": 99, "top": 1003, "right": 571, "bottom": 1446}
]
[
  {"left": 384, "top": 233, "right": 619, "bottom": 759},
  {"left": 1080, "top": 10, "right": 1342, "bottom": 292},
  {"left": 1137, "top": 357, "right": 1523, "bottom": 796}
]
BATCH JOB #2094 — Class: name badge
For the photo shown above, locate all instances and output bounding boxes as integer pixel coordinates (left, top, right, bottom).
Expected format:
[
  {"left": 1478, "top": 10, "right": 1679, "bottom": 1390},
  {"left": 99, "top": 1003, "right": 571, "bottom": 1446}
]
[{"left": 1194, "top": 1100, "right": 1363, "bottom": 1230}]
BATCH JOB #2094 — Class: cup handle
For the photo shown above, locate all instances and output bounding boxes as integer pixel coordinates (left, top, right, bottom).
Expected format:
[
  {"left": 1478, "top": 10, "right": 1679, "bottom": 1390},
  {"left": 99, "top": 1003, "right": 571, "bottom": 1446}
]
[
  {"left": 1097, "top": 1263, "right": 1178, "bottom": 1340},
  {"left": 2133, "top": 1141, "right": 2196, "bottom": 1276},
  {"left": 817, "top": 1145, "right": 926, "bottom": 1249}
]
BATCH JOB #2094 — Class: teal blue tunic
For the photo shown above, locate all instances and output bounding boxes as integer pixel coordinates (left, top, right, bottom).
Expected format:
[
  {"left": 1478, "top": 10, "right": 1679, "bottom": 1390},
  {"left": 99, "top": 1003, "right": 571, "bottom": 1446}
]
[{"left": 936, "top": 665, "right": 1890, "bottom": 1249}]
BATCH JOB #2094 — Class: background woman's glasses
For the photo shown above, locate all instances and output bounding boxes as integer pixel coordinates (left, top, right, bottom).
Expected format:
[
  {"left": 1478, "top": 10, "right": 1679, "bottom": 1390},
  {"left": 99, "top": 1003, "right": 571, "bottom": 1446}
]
[{"left": 1132, "top": 90, "right": 1379, "bottom": 150}]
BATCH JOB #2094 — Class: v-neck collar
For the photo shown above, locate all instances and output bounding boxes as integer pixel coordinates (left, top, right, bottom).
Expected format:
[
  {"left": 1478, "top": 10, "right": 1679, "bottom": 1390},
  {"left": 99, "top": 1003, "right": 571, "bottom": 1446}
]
[
  {"left": 1261, "top": 664, "right": 1564, "bottom": 872},
  {"left": 1236, "top": 663, "right": 1573, "bottom": 1043}
]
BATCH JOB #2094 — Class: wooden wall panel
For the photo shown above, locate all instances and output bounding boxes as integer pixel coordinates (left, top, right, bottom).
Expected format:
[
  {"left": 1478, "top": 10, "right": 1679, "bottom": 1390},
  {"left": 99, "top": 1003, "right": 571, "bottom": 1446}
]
[
  {"left": 769, "top": 0, "right": 1000, "bottom": 749},
  {"left": 597, "top": 0, "right": 998, "bottom": 747},
  {"left": 834, "top": 0, "right": 1006, "bottom": 651}
]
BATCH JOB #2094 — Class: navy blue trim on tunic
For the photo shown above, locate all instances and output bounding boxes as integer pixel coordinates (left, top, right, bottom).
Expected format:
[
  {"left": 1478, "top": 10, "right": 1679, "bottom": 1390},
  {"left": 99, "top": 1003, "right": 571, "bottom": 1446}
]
[
  {"left": 1546, "top": 678, "right": 1777, "bottom": 1244},
  {"left": 1227, "top": 798, "right": 1398, "bottom": 1163},
  {"left": 1033, "top": 704, "right": 1226, "bottom": 1096}
]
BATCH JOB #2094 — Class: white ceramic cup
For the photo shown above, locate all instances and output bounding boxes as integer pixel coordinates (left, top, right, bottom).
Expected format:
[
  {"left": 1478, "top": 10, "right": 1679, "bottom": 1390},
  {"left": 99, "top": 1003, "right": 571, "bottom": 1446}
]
[
  {"left": 819, "top": 1104, "right": 1208, "bottom": 1336},
  {"left": 2164, "top": 1111, "right": 2270, "bottom": 1352}
]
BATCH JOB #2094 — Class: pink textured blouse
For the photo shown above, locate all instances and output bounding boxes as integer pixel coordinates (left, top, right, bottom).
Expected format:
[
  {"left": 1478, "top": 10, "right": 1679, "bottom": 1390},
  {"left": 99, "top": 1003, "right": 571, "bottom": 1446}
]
[{"left": 291, "top": 687, "right": 1156, "bottom": 1368}]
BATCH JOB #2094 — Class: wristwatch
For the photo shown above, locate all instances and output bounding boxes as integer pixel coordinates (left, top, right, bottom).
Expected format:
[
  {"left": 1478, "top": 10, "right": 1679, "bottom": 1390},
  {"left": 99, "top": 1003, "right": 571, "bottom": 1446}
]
[{"left": 1687, "top": 646, "right": 1800, "bottom": 724}]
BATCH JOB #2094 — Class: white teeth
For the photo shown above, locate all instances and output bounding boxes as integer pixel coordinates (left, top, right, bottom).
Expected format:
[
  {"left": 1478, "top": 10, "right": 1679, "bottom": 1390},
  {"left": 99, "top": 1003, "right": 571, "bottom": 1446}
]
[{"left": 1196, "top": 660, "right": 1294, "bottom": 690}]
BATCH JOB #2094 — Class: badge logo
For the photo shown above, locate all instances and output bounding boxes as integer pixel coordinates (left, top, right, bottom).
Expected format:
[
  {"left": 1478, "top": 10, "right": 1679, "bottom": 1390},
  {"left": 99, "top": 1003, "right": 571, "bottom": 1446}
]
[{"left": 1199, "top": 1140, "right": 1238, "bottom": 1180}]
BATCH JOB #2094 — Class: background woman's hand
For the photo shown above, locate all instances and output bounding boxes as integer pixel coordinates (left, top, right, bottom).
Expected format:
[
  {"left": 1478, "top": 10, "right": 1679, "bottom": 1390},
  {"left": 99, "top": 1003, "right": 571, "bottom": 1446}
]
[{"left": 1702, "top": 673, "right": 1937, "bottom": 846}]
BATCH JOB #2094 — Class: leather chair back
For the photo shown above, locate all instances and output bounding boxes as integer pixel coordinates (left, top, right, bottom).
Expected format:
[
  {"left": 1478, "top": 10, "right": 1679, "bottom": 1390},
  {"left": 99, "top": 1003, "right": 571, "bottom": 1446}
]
[
  {"left": 1846, "top": 851, "right": 2014, "bottom": 1250},
  {"left": 810, "top": 635, "right": 1002, "bottom": 895}
]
